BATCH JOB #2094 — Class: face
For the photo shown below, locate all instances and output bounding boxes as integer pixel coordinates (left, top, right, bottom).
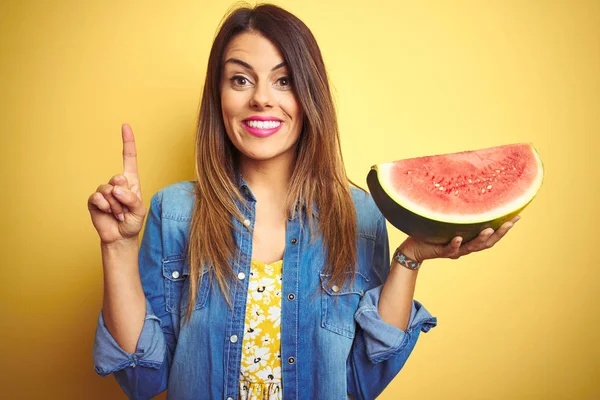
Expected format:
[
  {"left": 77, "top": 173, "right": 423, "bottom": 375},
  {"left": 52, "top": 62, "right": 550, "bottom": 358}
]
[{"left": 220, "top": 32, "right": 303, "bottom": 163}]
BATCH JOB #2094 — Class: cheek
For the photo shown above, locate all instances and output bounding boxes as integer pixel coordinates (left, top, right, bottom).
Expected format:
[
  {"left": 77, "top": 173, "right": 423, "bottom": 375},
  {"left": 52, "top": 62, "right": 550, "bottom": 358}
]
[
  {"left": 220, "top": 92, "right": 234, "bottom": 116},
  {"left": 221, "top": 88, "right": 245, "bottom": 114},
  {"left": 280, "top": 97, "right": 302, "bottom": 121}
]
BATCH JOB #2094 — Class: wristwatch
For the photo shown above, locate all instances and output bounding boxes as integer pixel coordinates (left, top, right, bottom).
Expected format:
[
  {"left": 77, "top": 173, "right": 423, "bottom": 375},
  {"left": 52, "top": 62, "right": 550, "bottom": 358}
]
[{"left": 393, "top": 247, "right": 422, "bottom": 270}]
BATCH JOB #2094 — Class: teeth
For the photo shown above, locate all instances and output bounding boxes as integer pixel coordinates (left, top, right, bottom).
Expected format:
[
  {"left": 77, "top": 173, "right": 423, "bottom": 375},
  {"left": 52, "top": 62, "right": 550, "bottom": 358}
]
[{"left": 246, "top": 120, "right": 281, "bottom": 129}]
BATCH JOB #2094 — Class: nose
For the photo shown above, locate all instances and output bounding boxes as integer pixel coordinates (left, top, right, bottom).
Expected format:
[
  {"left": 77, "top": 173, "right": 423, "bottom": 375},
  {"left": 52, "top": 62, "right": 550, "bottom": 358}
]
[{"left": 249, "top": 80, "right": 274, "bottom": 109}]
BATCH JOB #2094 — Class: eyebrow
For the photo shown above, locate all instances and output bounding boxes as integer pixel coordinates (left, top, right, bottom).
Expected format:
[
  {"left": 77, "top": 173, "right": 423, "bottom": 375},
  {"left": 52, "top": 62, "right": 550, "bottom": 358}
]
[{"left": 224, "top": 58, "right": 287, "bottom": 72}]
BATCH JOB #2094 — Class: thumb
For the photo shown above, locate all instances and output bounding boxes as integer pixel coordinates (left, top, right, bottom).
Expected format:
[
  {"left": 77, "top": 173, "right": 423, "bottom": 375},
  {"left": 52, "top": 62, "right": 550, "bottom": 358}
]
[{"left": 112, "top": 185, "right": 145, "bottom": 217}]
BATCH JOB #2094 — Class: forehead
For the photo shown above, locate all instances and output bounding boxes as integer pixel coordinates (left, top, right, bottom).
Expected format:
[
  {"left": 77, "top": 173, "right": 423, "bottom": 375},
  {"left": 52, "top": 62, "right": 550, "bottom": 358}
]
[{"left": 223, "top": 32, "right": 287, "bottom": 71}]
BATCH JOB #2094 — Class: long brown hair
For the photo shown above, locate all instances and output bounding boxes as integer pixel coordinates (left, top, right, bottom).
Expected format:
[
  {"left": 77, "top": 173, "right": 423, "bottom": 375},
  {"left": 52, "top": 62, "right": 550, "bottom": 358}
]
[{"left": 184, "top": 2, "right": 363, "bottom": 323}]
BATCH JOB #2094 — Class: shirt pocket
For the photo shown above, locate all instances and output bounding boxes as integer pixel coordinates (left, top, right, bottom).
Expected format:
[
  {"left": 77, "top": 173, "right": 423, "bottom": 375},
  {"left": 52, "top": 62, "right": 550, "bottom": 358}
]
[
  {"left": 319, "top": 236, "right": 375, "bottom": 339},
  {"left": 162, "top": 255, "right": 210, "bottom": 315},
  {"left": 319, "top": 271, "right": 370, "bottom": 339}
]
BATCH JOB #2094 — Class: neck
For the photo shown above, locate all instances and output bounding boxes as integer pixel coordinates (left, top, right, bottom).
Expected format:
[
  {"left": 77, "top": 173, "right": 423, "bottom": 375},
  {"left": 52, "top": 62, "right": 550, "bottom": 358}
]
[{"left": 238, "top": 153, "right": 294, "bottom": 202}]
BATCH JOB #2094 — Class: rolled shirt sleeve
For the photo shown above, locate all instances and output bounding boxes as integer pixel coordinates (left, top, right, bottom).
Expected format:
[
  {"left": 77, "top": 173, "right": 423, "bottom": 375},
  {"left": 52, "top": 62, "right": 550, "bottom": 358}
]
[
  {"left": 92, "top": 191, "right": 173, "bottom": 399},
  {"left": 93, "top": 297, "right": 166, "bottom": 376},
  {"left": 354, "top": 212, "right": 437, "bottom": 363},
  {"left": 346, "top": 212, "right": 438, "bottom": 399},
  {"left": 354, "top": 285, "right": 437, "bottom": 363}
]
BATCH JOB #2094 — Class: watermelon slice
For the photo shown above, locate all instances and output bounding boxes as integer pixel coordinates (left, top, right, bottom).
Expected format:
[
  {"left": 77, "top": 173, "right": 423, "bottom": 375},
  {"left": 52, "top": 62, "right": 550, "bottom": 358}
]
[{"left": 367, "top": 143, "right": 544, "bottom": 244}]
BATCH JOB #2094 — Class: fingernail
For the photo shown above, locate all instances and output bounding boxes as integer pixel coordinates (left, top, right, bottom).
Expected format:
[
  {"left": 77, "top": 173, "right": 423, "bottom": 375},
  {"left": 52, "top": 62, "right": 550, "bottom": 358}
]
[
  {"left": 117, "top": 213, "right": 125, "bottom": 221},
  {"left": 114, "top": 187, "right": 123, "bottom": 196}
]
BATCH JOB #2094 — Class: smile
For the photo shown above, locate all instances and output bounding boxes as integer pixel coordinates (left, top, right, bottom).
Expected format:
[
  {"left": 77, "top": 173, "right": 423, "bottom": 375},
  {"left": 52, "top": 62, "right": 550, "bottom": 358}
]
[{"left": 242, "top": 120, "right": 283, "bottom": 138}]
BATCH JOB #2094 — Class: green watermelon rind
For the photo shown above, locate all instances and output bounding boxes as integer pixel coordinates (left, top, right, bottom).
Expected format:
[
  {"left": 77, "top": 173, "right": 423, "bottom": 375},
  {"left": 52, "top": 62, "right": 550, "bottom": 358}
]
[{"left": 367, "top": 144, "right": 544, "bottom": 244}]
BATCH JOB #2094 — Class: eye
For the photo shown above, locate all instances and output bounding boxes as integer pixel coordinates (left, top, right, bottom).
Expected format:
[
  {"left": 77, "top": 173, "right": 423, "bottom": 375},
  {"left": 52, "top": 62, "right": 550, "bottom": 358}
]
[
  {"left": 277, "top": 76, "right": 293, "bottom": 88},
  {"left": 230, "top": 75, "right": 251, "bottom": 87}
]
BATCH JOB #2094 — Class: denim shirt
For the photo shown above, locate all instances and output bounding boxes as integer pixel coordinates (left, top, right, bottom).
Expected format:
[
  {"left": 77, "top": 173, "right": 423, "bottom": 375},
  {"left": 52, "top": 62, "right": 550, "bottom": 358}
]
[{"left": 93, "top": 179, "right": 438, "bottom": 400}]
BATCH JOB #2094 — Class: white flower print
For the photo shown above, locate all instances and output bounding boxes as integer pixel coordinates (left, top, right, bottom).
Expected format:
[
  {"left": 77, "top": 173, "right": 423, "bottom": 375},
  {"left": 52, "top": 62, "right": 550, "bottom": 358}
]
[
  {"left": 239, "top": 260, "right": 283, "bottom": 400},
  {"left": 267, "top": 305, "right": 280, "bottom": 328},
  {"left": 259, "top": 276, "right": 276, "bottom": 291},
  {"left": 256, "top": 365, "right": 281, "bottom": 382},
  {"left": 250, "top": 276, "right": 276, "bottom": 301},
  {"left": 249, "top": 303, "right": 266, "bottom": 324},
  {"left": 243, "top": 346, "right": 271, "bottom": 373},
  {"left": 248, "top": 278, "right": 266, "bottom": 302},
  {"left": 244, "top": 324, "right": 262, "bottom": 341},
  {"left": 261, "top": 333, "right": 272, "bottom": 347},
  {"left": 264, "top": 263, "right": 274, "bottom": 275}
]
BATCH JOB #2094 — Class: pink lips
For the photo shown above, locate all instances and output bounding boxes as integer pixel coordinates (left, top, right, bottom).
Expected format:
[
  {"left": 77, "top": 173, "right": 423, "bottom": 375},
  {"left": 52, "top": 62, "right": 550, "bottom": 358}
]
[{"left": 242, "top": 120, "right": 283, "bottom": 138}]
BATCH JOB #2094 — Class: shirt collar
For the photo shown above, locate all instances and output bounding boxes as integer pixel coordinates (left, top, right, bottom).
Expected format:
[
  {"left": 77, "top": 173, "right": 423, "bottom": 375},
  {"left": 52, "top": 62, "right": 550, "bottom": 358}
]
[{"left": 235, "top": 172, "right": 319, "bottom": 219}]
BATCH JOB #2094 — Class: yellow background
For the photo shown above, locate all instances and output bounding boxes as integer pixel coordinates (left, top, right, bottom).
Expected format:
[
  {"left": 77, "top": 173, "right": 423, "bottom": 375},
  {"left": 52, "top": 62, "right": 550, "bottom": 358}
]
[{"left": 1, "top": 0, "right": 598, "bottom": 398}]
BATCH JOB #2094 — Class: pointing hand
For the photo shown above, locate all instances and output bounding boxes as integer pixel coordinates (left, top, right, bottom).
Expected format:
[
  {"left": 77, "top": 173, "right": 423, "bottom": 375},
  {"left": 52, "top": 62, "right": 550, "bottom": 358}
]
[{"left": 87, "top": 124, "right": 148, "bottom": 245}]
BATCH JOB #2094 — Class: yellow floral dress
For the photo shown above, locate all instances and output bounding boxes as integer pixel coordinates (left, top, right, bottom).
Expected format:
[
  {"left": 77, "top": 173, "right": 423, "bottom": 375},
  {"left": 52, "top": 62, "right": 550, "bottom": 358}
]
[{"left": 239, "top": 259, "right": 283, "bottom": 399}]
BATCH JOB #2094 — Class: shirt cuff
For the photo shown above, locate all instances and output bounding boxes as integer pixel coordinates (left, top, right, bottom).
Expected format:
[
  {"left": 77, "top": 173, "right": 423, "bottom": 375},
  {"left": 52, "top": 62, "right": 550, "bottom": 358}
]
[
  {"left": 93, "top": 298, "right": 166, "bottom": 376},
  {"left": 354, "top": 285, "right": 438, "bottom": 363}
]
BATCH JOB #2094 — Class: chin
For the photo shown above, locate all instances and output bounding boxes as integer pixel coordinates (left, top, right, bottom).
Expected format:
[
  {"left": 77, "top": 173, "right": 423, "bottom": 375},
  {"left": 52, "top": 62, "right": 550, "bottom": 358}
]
[
  {"left": 244, "top": 152, "right": 282, "bottom": 161},
  {"left": 239, "top": 147, "right": 293, "bottom": 162}
]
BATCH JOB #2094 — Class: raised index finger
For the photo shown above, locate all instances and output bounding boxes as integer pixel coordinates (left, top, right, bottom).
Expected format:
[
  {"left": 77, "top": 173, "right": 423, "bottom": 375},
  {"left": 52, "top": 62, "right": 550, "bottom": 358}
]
[{"left": 122, "top": 123, "right": 138, "bottom": 177}]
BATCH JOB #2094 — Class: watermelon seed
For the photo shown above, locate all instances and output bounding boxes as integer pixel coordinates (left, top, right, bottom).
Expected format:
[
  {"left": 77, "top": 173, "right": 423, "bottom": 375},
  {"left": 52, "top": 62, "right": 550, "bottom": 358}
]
[
  {"left": 468, "top": 179, "right": 472, "bottom": 183},
  {"left": 454, "top": 190, "right": 459, "bottom": 195},
  {"left": 434, "top": 183, "right": 440, "bottom": 187},
  {"left": 439, "top": 186, "right": 444, "bottom": 191},
  {"left": 487, "top": 185, "right": 492, "bottom": 189},
  {"left": 495, "top": 170, "right": 500, "bottom": 173},
  {"left": 481, "top": 188, "right": 486, "bottom": 193}
]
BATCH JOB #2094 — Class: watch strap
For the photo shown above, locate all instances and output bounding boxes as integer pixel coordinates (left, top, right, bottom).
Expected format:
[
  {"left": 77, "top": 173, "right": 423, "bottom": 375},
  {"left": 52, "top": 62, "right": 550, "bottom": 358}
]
[{"left": 393, "top": 248, "right": 422, "bottom": 270}]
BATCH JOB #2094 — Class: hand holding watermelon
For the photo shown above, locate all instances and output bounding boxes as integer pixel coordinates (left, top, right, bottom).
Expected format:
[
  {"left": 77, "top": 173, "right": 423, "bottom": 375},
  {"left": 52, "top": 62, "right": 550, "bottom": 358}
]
[{"left": 399, "top": 214, "right": 521, "bottom": 263}]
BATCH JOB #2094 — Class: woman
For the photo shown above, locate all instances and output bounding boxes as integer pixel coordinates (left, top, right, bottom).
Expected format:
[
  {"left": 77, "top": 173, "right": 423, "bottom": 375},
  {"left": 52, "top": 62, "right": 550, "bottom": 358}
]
[{"left": 89, "top": 4, "right": 518, "bottom": 399}]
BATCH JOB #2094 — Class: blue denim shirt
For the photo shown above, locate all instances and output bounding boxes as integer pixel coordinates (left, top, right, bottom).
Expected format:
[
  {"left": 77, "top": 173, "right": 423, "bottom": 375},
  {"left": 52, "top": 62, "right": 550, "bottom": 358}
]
[{"left": 93, "top": 179, "right": 438, "bottom": 400}]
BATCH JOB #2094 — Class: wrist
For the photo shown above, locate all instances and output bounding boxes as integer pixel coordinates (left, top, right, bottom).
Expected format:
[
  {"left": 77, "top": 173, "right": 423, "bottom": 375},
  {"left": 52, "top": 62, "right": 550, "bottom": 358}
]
[
  {"left": 393, "top": 246, "right": 423, "bottom": 270},
  {"left": 101, "top": 237, "right": 139, "bottom": 253}
]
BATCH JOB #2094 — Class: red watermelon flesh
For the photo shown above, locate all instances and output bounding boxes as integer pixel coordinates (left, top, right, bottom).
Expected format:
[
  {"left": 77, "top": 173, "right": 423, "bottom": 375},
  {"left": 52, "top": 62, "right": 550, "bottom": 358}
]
[{"left": 367, "top": 143, "right": 544, "bottom": 244}]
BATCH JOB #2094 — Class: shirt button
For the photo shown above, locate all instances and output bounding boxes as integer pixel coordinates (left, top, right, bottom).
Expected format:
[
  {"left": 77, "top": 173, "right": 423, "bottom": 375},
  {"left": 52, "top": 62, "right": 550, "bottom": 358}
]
[
  {"left": 287, "top": 293, "right": 295, "bottom": 301},
  {"left": 237, "top": 272, "right": 246, "bottom": 280},
  {"left": 243, "top": 219, "right": 251, "bottom": 227},
  {"left": 171, "top": 271, "right": 180, "bottom": 279},
  {"left": 290, "top": 238, "right": 298, "bottom": 244},
  {"left": 227, "top": 397, "right": 234, "bottom": 400},
  {"left": 331, "top": 285, "right": 340, "bottom": 293},
  {"left": 230, "top": 335, "right": 238, "bottom": 343},
  {"left": 287, "top": 357, "right": 295, "bottom": 364}
]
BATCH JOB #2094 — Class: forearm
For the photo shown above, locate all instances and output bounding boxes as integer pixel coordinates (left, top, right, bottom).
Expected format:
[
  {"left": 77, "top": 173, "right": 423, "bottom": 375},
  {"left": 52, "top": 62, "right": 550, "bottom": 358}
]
[
  {"left": 378, "top": 247, "right": 419, "bottom": 332},
  {"left": 101, "top": 237, "right": 146, "bottom": 353}
]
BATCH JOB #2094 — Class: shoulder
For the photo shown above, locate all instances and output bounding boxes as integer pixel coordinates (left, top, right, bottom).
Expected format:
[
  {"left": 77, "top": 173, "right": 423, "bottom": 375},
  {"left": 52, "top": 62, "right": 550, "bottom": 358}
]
[
  {"left": 151, "top": 180, "right": 196, "bottom": 221},
  {"left": 349, "top": 186, "right": 385, "bottom": 240}
]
